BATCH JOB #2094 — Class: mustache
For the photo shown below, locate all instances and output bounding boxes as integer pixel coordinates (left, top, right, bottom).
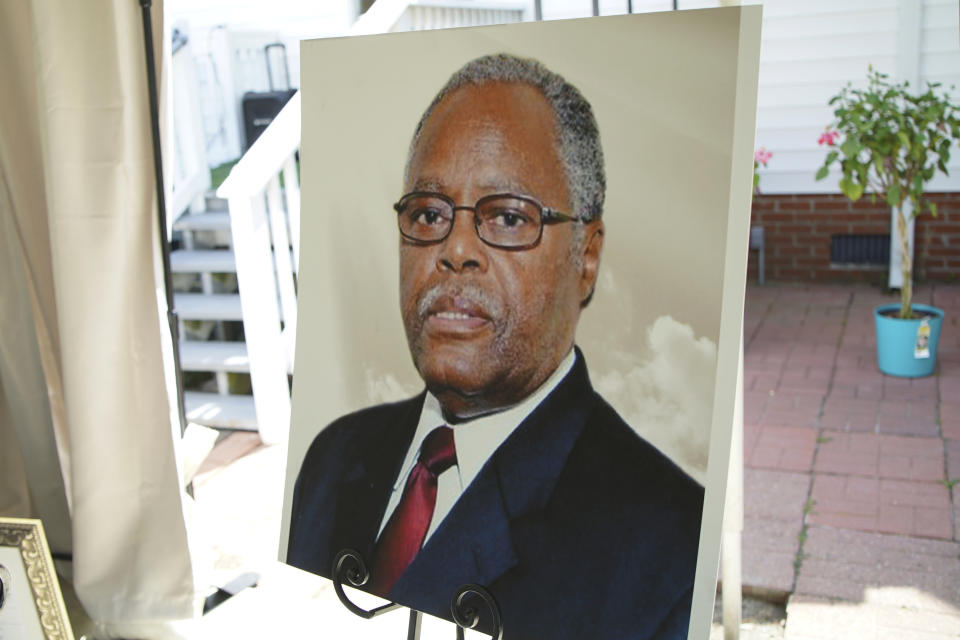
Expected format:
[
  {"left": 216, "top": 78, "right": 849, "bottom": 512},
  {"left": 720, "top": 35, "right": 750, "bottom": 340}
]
[{"left": 416, "top": 283, "right": 503, "bottom": 320}]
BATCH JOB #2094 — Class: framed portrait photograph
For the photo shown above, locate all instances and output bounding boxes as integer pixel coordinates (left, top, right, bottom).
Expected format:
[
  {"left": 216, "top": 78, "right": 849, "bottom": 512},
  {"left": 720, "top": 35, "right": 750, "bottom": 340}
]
[
  {"left": 0, "top": 518, "right": 74, "bottom": 640},
  {"left": 281, "top": 7, "right": 760, "bottom": 639}
]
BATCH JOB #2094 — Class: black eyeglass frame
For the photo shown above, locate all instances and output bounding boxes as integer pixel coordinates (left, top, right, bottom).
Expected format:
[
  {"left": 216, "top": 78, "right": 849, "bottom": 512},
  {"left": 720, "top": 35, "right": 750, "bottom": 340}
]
[{"left": 393, "top": 191, "right": 587, "bottom": 250}]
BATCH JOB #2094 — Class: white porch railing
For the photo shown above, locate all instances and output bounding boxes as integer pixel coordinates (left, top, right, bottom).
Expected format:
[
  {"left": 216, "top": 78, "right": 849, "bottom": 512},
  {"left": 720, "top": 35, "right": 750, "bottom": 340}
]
[{"left": 216, "top": 91, "right": 300, "bottom": 445}]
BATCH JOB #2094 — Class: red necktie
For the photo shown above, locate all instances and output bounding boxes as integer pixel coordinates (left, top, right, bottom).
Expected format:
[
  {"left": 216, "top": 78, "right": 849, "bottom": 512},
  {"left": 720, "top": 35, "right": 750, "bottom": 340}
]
[{"left": 369, "top": 426, "right": 457, "bottom": 596}]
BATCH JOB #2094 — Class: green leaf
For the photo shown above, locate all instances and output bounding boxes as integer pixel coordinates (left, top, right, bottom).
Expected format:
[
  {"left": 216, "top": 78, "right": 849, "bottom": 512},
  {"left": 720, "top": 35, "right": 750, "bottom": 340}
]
[
  {"left": 841, "top": 138, "right": 859, "bottom": 158},
  {"left": 929, "top": 201, "right": 938, "bottom": 217},
  {"left": 886, "top": 182, "right": 901, "bottom": 206},
  {"left": 838, "top": 177, "right": 852, "bottom": 199},
  {"left": 897, "top": 130, "right": 910, "bottom": 150},
  {"left": 839, "top": 177, "right": 864, "bottom": 201},
  {"left": 849, "top": 181, "right": 864, "bottom": 201},
  {"left": 939, "top": 138, "right": 952, "bottom": 159},
  {"left": 816, "top": 165, "right": 830, "bottom": 181}
]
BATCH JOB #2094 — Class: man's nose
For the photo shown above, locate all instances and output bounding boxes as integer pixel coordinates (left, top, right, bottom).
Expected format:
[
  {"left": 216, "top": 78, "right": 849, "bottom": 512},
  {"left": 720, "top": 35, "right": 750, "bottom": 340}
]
[{"left": 437, "top": 208, "right": 488, "bottom": 273}]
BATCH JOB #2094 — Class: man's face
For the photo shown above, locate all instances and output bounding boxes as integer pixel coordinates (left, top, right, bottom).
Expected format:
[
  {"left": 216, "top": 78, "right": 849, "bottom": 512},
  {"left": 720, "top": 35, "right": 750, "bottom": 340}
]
[{"left": 399, "top": 81, "right": 603, "bottom": 421}]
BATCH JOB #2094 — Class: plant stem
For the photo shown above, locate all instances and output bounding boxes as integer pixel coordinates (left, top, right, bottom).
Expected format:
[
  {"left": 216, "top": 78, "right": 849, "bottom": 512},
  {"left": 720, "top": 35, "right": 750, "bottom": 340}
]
[{"left": 896, "top": 204, "right": 913, "bottom": 319}]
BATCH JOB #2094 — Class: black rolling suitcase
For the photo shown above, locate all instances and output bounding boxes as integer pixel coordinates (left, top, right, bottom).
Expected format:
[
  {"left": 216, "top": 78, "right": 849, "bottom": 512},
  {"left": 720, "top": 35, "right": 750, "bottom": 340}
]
[{"left": 242, "top": 43, "right": 297, "bottom": 150}]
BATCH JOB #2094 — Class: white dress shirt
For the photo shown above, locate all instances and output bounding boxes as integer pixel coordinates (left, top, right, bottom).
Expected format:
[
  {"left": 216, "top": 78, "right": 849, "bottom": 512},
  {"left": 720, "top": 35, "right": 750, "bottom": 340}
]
[{"left": 376, "top": 349, "right": 577, "bottom": 543}]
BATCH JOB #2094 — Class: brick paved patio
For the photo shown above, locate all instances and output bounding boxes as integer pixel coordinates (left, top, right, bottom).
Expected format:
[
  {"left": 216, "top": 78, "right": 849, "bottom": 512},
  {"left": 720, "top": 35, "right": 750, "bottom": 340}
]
[{"left": 742, "top": 283, "right": 960, "bottom": 640}]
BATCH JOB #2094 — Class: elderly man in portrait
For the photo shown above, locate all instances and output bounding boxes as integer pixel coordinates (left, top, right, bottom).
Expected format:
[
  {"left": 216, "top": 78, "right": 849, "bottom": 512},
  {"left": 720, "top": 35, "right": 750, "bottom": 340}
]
[{"left": 287, "top": 53, "right": 704, "bottom": 639}]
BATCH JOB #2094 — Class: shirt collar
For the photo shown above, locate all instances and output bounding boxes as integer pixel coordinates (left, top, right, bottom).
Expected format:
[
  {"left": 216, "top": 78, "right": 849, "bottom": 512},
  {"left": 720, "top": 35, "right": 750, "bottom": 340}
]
[{"left": 399, "top": 348, "right": 577, "bottom": 493}]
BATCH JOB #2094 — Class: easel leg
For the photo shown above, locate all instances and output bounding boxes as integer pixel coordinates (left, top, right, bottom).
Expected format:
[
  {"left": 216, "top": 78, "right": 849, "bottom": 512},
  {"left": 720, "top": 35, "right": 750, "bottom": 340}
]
[{"left": 407, "top": 610, "right": 422, "bottom": 640}]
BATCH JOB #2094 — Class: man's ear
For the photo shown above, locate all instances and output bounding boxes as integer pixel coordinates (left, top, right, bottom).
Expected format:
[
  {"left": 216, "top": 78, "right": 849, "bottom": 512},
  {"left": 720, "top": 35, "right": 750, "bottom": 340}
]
[{"left": 579, "top": 220, "right": 604, "bottom": 308}]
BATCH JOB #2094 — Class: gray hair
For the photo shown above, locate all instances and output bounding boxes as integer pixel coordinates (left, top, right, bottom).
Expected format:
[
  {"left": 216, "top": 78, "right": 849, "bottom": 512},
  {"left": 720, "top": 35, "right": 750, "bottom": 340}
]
[{"left": 404, "top": 53, "right": 606, "bottom": 222}]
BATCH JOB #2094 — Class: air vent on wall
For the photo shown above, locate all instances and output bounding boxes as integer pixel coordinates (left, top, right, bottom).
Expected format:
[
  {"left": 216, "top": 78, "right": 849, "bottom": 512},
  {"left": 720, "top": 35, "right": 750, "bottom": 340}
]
[{"left": 830, "top": 234, "right": 890, "bottom": 266}]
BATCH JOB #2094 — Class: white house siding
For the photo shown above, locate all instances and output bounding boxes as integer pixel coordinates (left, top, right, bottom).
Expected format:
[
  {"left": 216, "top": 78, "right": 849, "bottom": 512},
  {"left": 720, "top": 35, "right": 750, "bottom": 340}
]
[
  {"left": 923, "top": 0, "right": 960, "bottom": 88},
  {"left": 921, "top": 0, "right": 960, "bottom": 190},
  {"left": 754, "top": 0, "right": 960, "bottom": 194}
]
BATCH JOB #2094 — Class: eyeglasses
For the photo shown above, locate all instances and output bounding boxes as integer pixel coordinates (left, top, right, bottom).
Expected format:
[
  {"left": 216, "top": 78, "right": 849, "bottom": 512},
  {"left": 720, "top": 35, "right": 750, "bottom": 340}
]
[{"left": 394, "top": 192, "right": 586, "bottom": 250}]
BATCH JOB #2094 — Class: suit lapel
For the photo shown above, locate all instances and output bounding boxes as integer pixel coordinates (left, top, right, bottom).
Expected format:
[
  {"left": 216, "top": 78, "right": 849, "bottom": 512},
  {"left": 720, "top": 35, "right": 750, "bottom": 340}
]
[
  {"left": 329, "top": 394, "right": 423, "bottom": 568},
  {"left": 391, "top": 350, "right": 596, "bottom": 614}
]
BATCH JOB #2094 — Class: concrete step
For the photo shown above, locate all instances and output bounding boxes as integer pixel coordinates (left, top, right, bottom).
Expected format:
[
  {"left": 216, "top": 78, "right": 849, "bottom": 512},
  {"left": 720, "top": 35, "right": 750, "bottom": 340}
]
[
  {"left": 205, "top": 193, "right": 230, "bottom": 212},
  {"left": 171, "top": 249, "right": 236, "bottom": 274},
  {"left": 170, "top": 248, "right": 293, "bottom": 274},
  {"left": 185, "top": 391, "right": 257, "bottom": 430},
  {"left": 180, "top": 341, "right": 249, "bottom": 373},
  {"left": 175, "top": 293, "right": 243, "bottom": 321},
  {"left": 174, "top": 211, "right": 231, "bottom": 232}
]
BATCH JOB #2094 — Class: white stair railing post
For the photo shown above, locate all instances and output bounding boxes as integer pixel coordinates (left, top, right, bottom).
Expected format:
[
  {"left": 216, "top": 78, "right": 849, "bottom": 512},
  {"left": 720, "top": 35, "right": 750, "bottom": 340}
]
[
  {"left": 266, "top": 174, "right": 298, "bottom": 370},
  {"left": 282, "top": 154, "right": 301, "bottom": 275},
  {"left": 224, "top": 193, "right": 290, "bottom": 444},
  {"left": 217, "top": 92, "right": 300, "bottom": 444}
]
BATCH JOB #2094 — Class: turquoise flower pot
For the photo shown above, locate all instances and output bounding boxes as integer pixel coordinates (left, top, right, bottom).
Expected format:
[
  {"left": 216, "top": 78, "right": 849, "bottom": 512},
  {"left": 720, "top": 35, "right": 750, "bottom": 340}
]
[{"left": 874, "top": 303, "right": 944, "bottom": 378}]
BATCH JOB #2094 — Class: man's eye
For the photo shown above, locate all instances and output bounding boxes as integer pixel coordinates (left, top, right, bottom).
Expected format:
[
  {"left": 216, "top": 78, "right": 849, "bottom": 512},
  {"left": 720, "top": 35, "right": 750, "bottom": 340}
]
[
  {"left": 410, "top": 208, "right": 445, "bottom": 226},
  {"left": 491, "top": 210, "right": 530, "bottom": 228}
]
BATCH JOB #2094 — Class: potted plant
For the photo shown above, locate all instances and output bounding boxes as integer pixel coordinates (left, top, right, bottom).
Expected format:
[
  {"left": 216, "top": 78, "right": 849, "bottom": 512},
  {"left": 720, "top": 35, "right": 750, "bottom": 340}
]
[{"left": 816, "top": 67, "right": 960, "bottom": 377}]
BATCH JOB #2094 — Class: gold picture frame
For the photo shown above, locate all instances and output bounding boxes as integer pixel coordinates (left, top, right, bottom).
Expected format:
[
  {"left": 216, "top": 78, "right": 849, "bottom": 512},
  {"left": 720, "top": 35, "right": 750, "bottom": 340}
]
[{"left": 0, "top": 517, "right": 74, "bottom": 640}]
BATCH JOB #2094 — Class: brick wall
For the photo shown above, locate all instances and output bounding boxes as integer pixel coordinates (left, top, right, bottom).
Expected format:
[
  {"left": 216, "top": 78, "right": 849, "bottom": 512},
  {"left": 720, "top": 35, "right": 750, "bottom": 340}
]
[{"left": 748, "top": 192, "right": 960, "bottom": 284}]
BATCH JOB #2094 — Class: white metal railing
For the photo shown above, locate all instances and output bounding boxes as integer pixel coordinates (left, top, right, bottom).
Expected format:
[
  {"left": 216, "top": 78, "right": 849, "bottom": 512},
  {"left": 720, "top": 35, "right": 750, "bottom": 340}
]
[{"left": 217, "top": 91, "right": 300, "bottom": 445}]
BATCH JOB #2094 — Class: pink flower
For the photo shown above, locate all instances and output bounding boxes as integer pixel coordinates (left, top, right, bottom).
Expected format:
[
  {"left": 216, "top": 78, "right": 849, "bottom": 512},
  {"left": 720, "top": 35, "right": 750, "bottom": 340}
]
[
  {"left": 818, "top": 130, "right": 839, "bottom": 146},
  {"left": 754, "top": 147, "right": 773, "bottom": 165}
]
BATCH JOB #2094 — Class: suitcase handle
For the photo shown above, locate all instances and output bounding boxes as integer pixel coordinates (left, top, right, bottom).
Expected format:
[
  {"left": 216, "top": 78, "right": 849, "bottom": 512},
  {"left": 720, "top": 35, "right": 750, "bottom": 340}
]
[{"left": 265, "top": 42, "right": 291, "bottom": 92}]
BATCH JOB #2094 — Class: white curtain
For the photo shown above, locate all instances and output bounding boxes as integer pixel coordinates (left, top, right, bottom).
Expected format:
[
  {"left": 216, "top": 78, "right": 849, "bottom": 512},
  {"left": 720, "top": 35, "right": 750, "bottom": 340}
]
[{"left": 0, "top": 0, "right": 199, "bottom": 635}]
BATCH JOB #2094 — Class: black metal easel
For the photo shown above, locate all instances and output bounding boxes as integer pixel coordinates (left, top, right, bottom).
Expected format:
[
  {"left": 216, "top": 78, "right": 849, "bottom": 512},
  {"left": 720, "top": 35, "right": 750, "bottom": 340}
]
[
  {"left": 137, "top": 0, "right": 188, "bottom": 439},
  {"left": 332, "top": 550, "right": 503, "bottom": 640}
]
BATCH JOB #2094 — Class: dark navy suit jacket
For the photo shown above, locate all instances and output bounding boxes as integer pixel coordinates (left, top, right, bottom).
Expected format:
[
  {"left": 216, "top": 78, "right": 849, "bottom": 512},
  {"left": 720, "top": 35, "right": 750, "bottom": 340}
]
[{"left": 287, "top": 351, "right": 704, "bottom": 639}]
